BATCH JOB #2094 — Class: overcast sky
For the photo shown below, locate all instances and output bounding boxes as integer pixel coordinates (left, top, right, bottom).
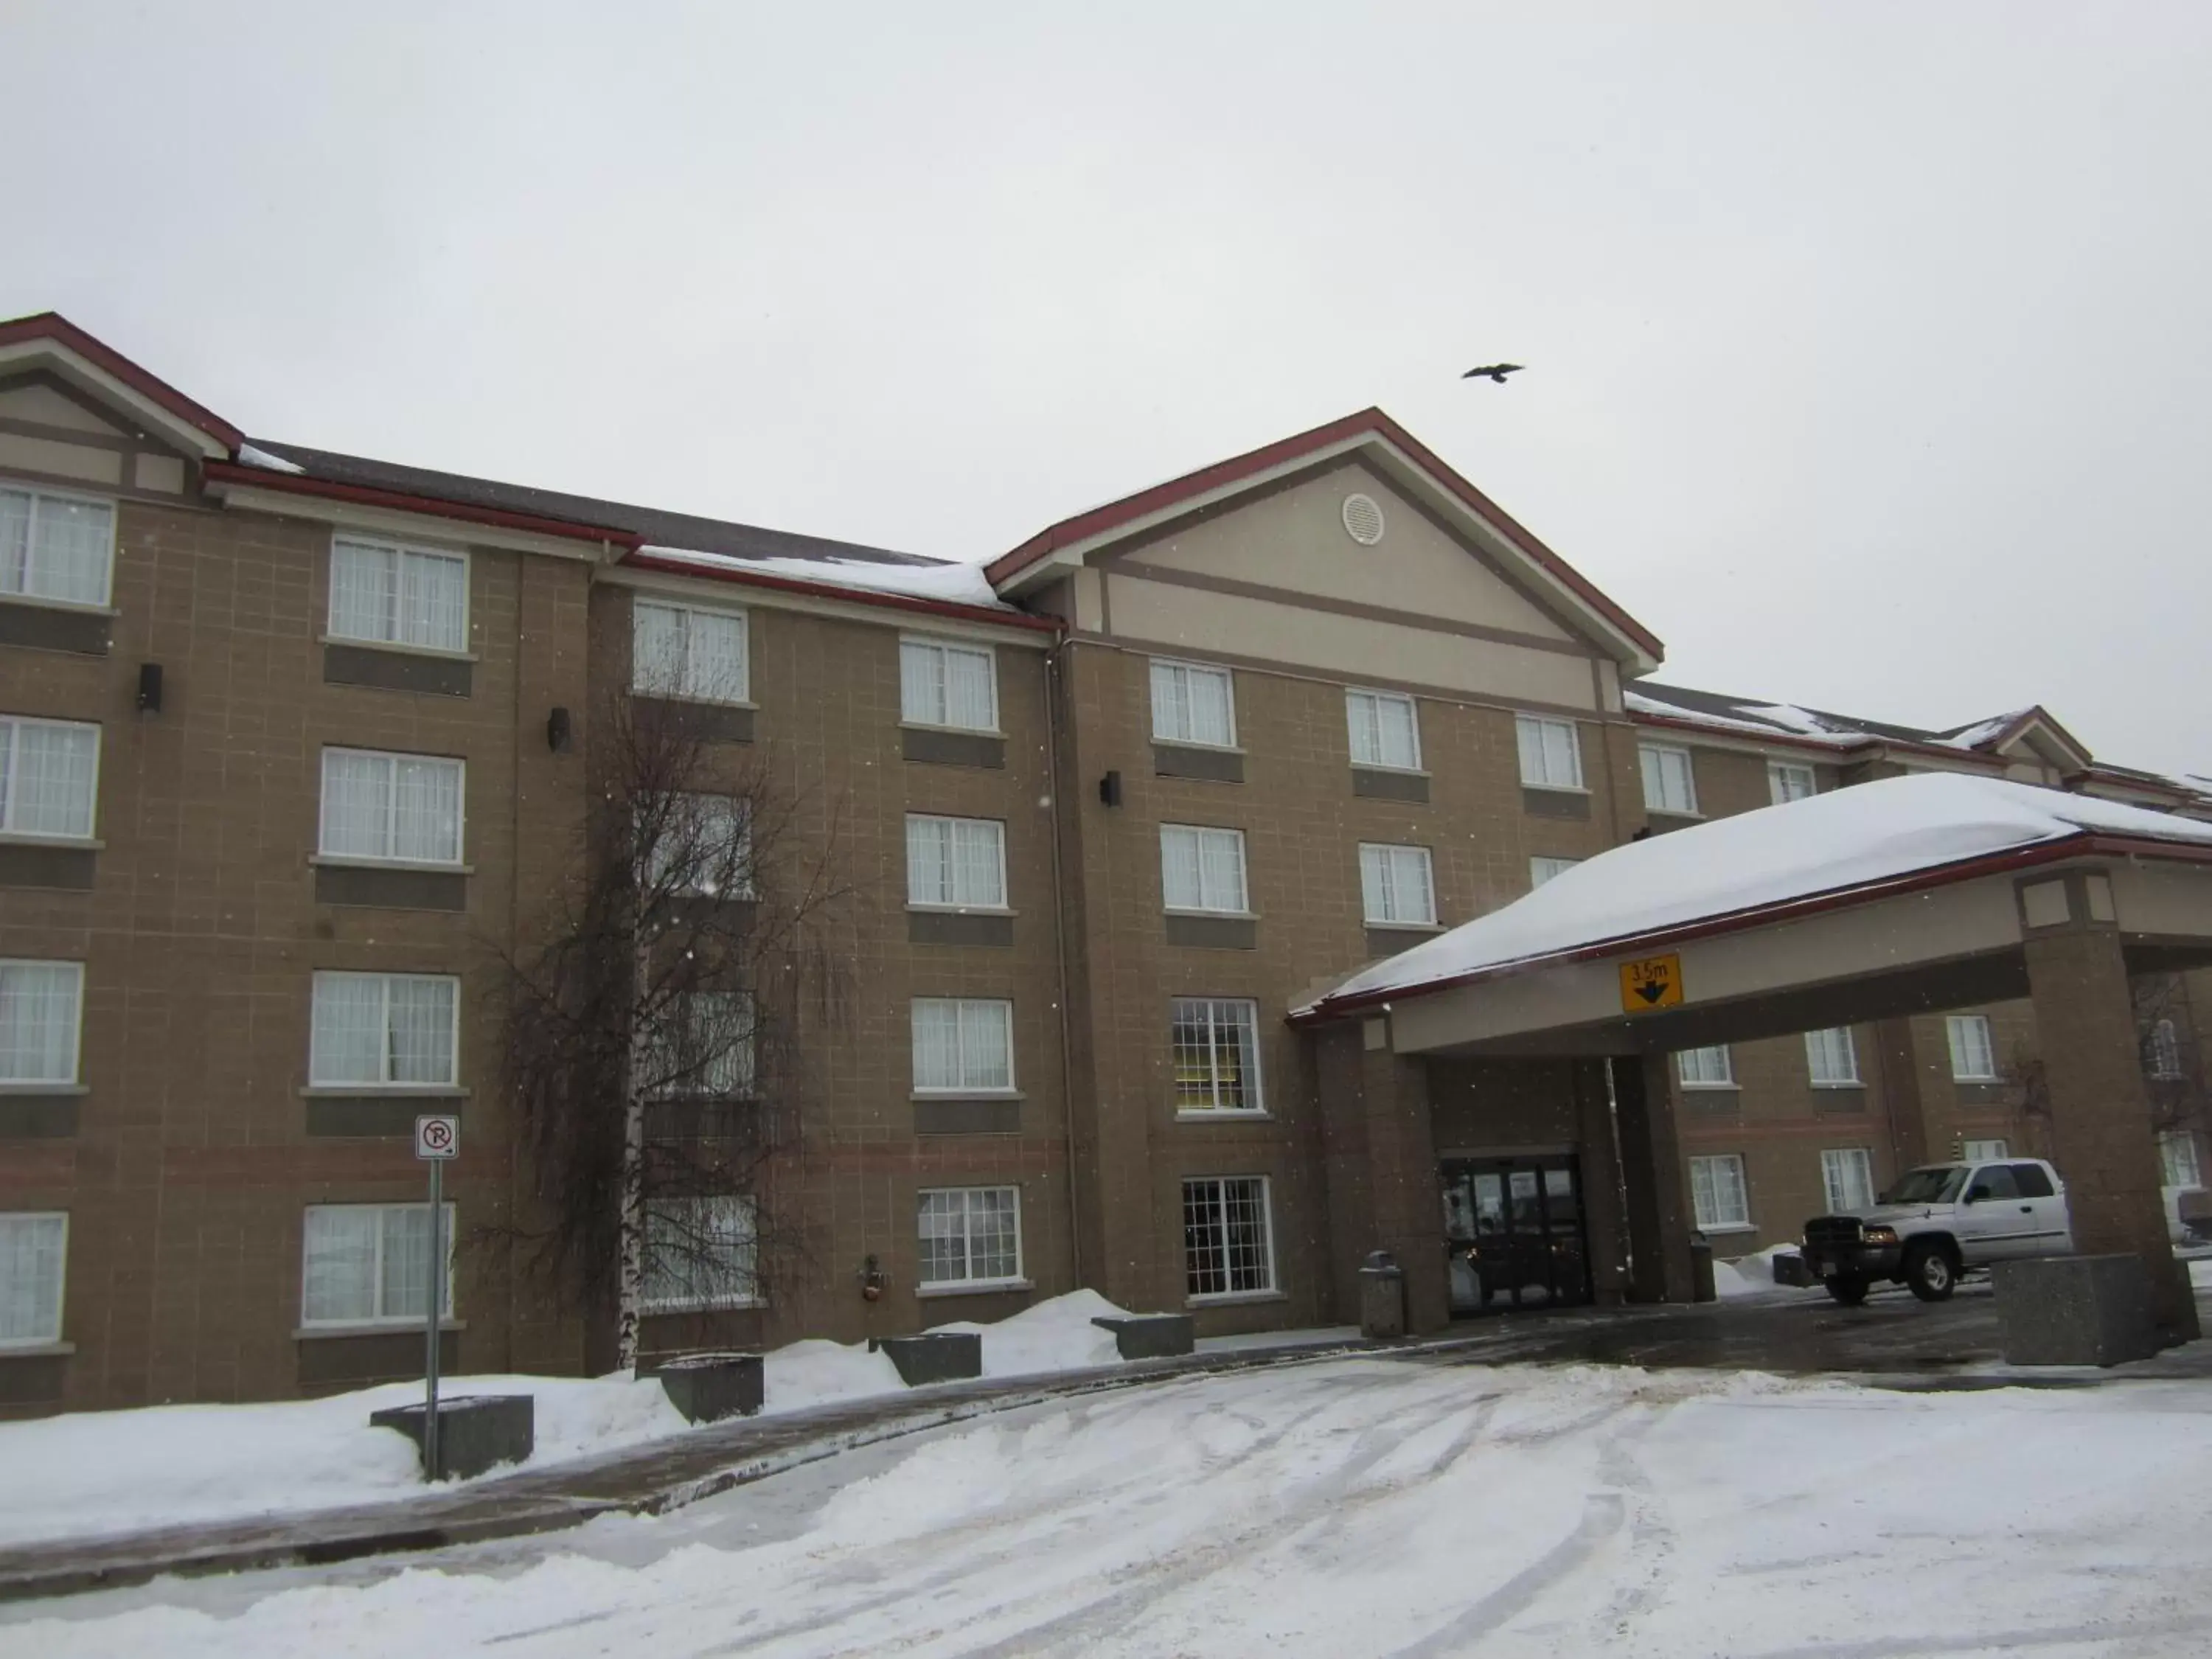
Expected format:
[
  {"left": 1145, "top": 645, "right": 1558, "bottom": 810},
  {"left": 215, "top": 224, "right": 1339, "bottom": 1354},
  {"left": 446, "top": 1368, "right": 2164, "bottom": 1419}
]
[{"left": 9, "top": 3, "right": 2210, "bottom": 773}]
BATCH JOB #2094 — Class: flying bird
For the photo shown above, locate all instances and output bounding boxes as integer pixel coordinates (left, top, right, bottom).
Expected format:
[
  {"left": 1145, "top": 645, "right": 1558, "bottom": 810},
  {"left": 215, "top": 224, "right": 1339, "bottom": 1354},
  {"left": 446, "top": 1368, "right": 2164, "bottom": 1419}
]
[{"left": 1462, "top": 363, "right": 1524, "bottom": 383}]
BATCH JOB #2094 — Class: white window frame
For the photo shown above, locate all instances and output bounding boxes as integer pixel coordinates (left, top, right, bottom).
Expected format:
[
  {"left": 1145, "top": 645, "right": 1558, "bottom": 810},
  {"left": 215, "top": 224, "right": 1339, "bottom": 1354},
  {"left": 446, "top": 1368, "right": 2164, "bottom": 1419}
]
[
  {"left": 916, "top": 1186, "right": 1025, "bottom": 1291},
  {"left": 1181, "top": 1175, "right": 1277, "bottom": 1301},
  {"left": 1171, "top": 997, "right": 1265, "bottom": 1116},
  {"left": 1529, "top": 855, "right": 1580, "bottom": 888},
  {"left": 299, "top": 1203, "right": 454, "bottom": 1330},
  {"left": 1345, "top": 689, "right": 1422, "bottom": 772},
  {"left": 1639, "top": 743, "right": 1699, "bottom": 816},
  {"left": 640, "top": 1194, "right": 761, "bottom": 1312},
  {"left": 1768, "top": 762, "right": 1818, "bottom": 805},
  {"left": 1359, "top": 843, "right": 1437, "bottom": 927},
  {"left": 307, "top": 971, "right": 462, "bottom": 1090},
  {"left": 0, "top": 1212, "right": 68, "bottom": 1349},
  {"left": 1821, "top": 1148, "right": 1877, "bottom": 1214},
  {"left": 1515, "top": 714, "right": 1584, "bottom": 791},
  {"left": 2150, "top": 1018, "right": 2184, "bottom": 1081},
  {"left": 317, "top": 747, "right": 466, "bottom": 868},
  {"left": 905, "top": 814, "right": 1009, "bottom": 911},
  {"left": 1805, "top": 1027, "right": 1860, "bottom": 1087},
  {"left": 1676, "top": 1046, "right": 1735, "bottom": 1089},
  {"left": 910, "top": 998, "right": 1017, "bottom": 1096},
  {"left": 326, "top": 533, "right": 470, "bottom": 655},
  {"left": 1159, "top": 824, "right": 1250, "bottom": 916},
  {"left": 1687, "top": 1155, "right": 1751, "bottom": 1233},
  {"left": 0, "top": 483, "right": 116, "bottom": 608},
  {"left": 1150, "top": 659, "right": 1237, "bottom": 749},
  {"left": 640, "top": 792, "right": 753, "bottom": 899},
  {"left": 0, "top": 714, "right": 101, "bottom": 841},
  {"left": 899, "top": 635, "right": 999, "bottom": 733},
  {"left": 645, "top": 990, "right": 756, "bottom": 1100},
  {"left": 0, "top": 959, "right": 84, "bottom": 1085},
  {"left": 2158, "top": 1129, "right": 2202, "bottom": 1189},
  {"left": 1961, "top": 1138, "right": 2010, "bottom": 1163},
  {"left": 632, "top": 597, "right": 751, "bottom": 705},
  {"left": 1947, "top": 1015, "right": 1998, "bottom": 1082}
]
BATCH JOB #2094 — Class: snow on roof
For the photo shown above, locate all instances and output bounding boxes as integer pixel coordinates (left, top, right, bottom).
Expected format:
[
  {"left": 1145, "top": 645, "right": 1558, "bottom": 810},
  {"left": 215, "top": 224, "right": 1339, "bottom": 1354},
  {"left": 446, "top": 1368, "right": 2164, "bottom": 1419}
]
[
  {"left": 1626, "top": 681, "right": 2031, "bottom": 757},
  {"left": 1624, "top": 689, "right": 1875, "bottom": 749},
  {"left": 639, "top": 545, "right": 1009, "bottom": 611},
  {"left": 234, "top": 441, "right": 305, "bottom": 475},
  {"left": 1934, "top": 709, "right": 2036, "bottom": 751},
  {"left": 1302, "top": 773, "right": 2212, "bottom": 1017}
]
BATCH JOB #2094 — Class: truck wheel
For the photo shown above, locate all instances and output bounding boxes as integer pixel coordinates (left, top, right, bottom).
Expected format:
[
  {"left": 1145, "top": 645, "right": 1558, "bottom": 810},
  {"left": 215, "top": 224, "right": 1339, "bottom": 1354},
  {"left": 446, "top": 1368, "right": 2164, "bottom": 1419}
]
[
  {"left": 1826, "top": 1276, "right": 1870, "bottom": 1307},
  {"left": 1903, "top": 1241, "right": 1957, "bottom": 1302}
]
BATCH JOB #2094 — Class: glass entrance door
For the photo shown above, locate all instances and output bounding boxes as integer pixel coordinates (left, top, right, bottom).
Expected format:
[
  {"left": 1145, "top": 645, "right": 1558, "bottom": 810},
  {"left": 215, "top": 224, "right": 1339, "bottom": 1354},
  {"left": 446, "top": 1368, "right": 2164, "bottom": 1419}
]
[{"left": 1441, "top": 1155, "right": 1592, "bottom": 1315}]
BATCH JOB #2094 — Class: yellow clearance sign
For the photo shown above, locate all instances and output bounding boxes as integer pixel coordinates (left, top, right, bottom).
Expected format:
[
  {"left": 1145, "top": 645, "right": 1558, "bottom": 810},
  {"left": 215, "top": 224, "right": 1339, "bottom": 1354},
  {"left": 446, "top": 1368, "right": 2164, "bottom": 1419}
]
[{"left": 1619, "top": 953, "right": 1683, "bottom": 1012}]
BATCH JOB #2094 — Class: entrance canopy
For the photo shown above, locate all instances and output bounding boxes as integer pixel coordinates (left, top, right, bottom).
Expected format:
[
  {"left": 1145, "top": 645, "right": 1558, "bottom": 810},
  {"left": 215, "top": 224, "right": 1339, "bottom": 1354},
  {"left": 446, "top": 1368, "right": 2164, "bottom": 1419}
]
[{"left": 1293, "top": 774, "right": 2212, "bottom": 1058}]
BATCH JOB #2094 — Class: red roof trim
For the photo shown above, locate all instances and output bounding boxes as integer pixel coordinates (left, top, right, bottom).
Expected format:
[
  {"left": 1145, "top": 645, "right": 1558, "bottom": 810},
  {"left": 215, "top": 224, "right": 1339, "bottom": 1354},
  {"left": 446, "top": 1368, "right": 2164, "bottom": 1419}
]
[
  {"left": 204, "top": 460, "right": 644, "bottom": 548},
  {"left": 1627, "top": 708, "right": 2010, "bottom": 770},
  {"left": 0, "top": 311, "right": 245, "bottom": 450},
  {"left": 1295, "top": 830, "right": 2212, "bottom": 1025},
  {"left": 986, "top": 407, "right": 1663, "bottom": 661},
  {"left": 624, "top": 552, "right": 1061, "bottom": 633}
]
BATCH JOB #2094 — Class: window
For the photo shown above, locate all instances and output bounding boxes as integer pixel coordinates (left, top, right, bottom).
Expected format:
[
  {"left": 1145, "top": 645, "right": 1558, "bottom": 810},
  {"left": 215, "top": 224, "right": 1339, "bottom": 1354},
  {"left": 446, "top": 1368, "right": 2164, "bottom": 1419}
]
[
  {"left": 1150, "top": 660, "right": 1236, "bottom": 748},
  {"left": 0, "top": 1214, "right": 66, "bottom": 1347},
  {"left": 1961, "top": 1138, "right": 2010, "bottom": 1163},
  {"left": 309, "top": 972, "right": 458, "bottom": 1088},
  {"left": 1947, "top": 1015, "right": 1997, "bottom": 1082},
  {"left": 1159, "top": 824, "right": 1248, "bottom": 914},
  {"left": 300, "top": 1203, "right": 453, "bottom": 1327},
  {"left": 900, "top": 637, "right": 998, "bottom": 731},
  {"left": 633, "top": 599, "right": 749, "bottom": 703},
  {"left": 641, "top": 1194, "right": 759, "bottom": 1310},
  {"left": 1345, "top": 689, "right": 1420, "bottom": 771},
  {"left": 2159, "top": 1130, "right": 2202, "bottom": 1189},
  {"left": 911, "top": 998, "right": 1014, "bottom": 1093},
  {"left": 905, "top": 815, "right": 1007, "bottom": 909},
  {"left": 319, "top": 748, "right": 464, "bottom": 865},
  {"left": 1638, "top": 744, "right": 1699, "bottom": 815},
  {"left": 1182, "top": 1176, "right": 1275, "bottom": 1298},
  {"left": 2150, "top": 1019, "right": 2184, "bottom": 1081},
  {"left": 0, "top": 715, "right": 100, "bottom": 840},
  {"left": 1529, "top": 855, "right": 1580, "bottom": 888},
  {"left": 1820, "top": 1148, "right": 1877, "bottom": 1213},
  {"left": 1805, "top": 1027, "right": 1860, "bottom": 1086},
  {"left": 1769, "top": 762, "right": 1817, "bottom": 805},
  {"left": 2010, "top": 1163, "right": 2056, "bottom": 1199},
  {"left": 917, "top": 1187, "right": 1022, "bottom": 1288},
  {"left": 1515, "top": 715, "right": 1583, "bottom": 790},
  {"left": 1, "top": 485, "right": 114, "bottom": 607},
  {"left": 645, "top": 991, "right": 754, "bottom": 1098},
  {"left": 1676, "top": 1046, "right": 1735, "bottom": 1088},
  {"left": 327, "top": 535, "right": 468, "bottom": 653},
  {"left": 1688, "top": 1155, "right": 1750, "bottom": 1231},
  {"left": 1359, "top": 844, "right": 1436, "bottom": 927},
  {"left": 641, "top": 793, "right": 751, "bottom": 898},
  {"left": 1171, "top": 998, "right": 1263, "bottom": 1114},
  {"left": 0, "top": 961, "right": 82, "bottom": 1085}
]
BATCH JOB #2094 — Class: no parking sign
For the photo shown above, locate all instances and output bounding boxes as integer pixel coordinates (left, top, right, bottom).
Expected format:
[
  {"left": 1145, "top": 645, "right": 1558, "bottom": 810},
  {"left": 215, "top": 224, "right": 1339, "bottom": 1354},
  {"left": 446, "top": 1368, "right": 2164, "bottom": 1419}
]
[{"left": 414, "top": 1114, "right": 460, "bottom": 1160}]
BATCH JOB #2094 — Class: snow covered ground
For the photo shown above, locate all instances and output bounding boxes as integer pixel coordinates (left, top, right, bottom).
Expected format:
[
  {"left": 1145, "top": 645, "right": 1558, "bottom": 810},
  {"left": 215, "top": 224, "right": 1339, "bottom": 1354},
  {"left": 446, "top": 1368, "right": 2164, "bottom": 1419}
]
[{"left": 11, "top": 1356, "right": 2211, "bottom": 1657}]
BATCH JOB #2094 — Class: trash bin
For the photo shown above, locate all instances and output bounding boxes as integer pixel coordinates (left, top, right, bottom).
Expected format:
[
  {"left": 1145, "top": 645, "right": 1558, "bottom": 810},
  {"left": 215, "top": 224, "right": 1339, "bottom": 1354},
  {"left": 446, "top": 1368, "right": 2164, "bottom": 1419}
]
[
  {"left": 1359, "top": 1249, "right": 1406, "bottom": 1339},
  {"left": 1689, "top": 1232, "right": 1717, "bottom": 1303}
]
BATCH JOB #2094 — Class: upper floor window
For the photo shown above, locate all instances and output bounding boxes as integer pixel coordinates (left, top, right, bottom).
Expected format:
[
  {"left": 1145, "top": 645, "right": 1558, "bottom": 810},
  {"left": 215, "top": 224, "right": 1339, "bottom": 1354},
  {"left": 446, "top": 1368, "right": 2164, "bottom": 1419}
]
[
  {"left": 1160, "top": 824, "right": 1248, "bottom": 914},
  {"left": 1805, "top": 1027, "right": 1860, "bottom": 1087},
  {"left": 0, "top": 1213, "right": 69, "bottom": 1348},
  {"left": 1359, "top": 843, "right": 1436, "bottom": 927},
  {"left": 327, "top": 535, "right": 468, "bottom": 653},
  {"left": 644, "top": 991, "right": 755, "bottom": 1099},
  {"left": 906, "top": 814, "right": 1006, "bottom": 909},
  {"left": 0, "top": 715, "right": 99, "bottom": 841},
  {"left": 1, "top": 486, "right": 114, "bottom": 608},
  {"left": 1530, "top": 855, "right": 1580, "bottom": 888},
  {"left": 1515, "top": 714, "right": 1583, "bottom": 790},
  {"left": 1346, "top": 689, "right": 1420, "bottom": 771},
  {"left": 642, "top": 1194, "right": 759, "bottom": 1311},
  {"left": 1639, "top": 744, "right": 1698, "bottom": 815},
  {"left": 2149, "top": 1018, "right": 2184, "bottom": 1081},
  {"left": 319, "top": 748, "right": 464, "bottom": 866},
  {"left": 1172, "top": 998, "right": 1263, "bottom": 1115},
  {"left": 1769, "top": 762, "right": 1817, "bottom": 804},
  {"left": 911, "top": 998, "right": 1015, "bottom": 1094},
  {"left": 1947, "top": 1015, "right": 1997, "bottom": 1082},
  {"left": 0, "top": 960, "right": 83, "bottom": 1085},
  {"left": 310, "top": 971, "right": 459, "bottom": 1088},
  {"left": 301, "top": 1203, "right": 451, "bottom": 1328},
  {"left": 641, "top": 793, "right": 751, "bottom": 899},
  {"left": 900, "top": 637, "right": 997, "bottom": 731},
  {"left": 634, "top": 599, "right": 748, "bottom": 704},
  {"left": 1677, "top": 1046, "right": 1734, "bottom": 1088},
  {"left": 1150, "top": 660, "right": 1236, "bottom": 748}
]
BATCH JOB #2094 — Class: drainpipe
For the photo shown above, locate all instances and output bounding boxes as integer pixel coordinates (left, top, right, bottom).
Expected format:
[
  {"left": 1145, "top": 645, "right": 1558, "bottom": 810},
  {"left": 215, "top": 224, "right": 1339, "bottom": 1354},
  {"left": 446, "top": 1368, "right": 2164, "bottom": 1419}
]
[{"left": 1043, "top": 640, "right": 1084, "bottom": 1284}]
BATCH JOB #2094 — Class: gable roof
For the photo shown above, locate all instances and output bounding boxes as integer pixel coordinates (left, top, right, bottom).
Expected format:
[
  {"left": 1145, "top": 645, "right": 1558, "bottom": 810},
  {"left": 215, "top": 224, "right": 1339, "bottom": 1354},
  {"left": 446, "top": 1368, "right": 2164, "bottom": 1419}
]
[
  {"left": 0, "top": 310, "right": 243, "bottom": 455},
  {"left": 1627, "top": 682, "right": 2098, "bottom": 768},
  {"left": 985, "top": 407, "right": 1664, "bottom": 672}
]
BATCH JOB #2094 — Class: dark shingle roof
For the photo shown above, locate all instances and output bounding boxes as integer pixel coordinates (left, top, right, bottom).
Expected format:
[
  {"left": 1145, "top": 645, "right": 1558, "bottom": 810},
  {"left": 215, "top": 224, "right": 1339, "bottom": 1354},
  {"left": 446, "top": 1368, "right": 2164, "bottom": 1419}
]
[{"left": 1627, "top": 680, "right": 1969, "bottom": 748}]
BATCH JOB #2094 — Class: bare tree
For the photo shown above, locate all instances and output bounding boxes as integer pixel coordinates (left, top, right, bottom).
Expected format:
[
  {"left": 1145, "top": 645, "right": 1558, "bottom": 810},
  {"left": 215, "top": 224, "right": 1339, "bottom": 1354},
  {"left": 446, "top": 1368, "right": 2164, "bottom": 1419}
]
[{"left": 500, "top": 691, "right": 851, "bottom": 1369}]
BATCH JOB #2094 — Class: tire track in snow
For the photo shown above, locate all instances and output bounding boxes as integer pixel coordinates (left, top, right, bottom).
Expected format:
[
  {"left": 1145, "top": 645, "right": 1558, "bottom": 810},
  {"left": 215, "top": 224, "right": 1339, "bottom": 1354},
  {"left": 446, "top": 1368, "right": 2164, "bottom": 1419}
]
[{"left": 1379, "top": 1492, "right": 1627, "bottom": 1659}]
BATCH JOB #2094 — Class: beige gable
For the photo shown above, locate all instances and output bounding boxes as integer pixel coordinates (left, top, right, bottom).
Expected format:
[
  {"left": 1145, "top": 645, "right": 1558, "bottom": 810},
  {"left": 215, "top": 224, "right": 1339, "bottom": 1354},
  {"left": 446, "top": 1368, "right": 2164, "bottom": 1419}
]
[{"left": 0, "top": 378, "right": 131, "bottom": 435}]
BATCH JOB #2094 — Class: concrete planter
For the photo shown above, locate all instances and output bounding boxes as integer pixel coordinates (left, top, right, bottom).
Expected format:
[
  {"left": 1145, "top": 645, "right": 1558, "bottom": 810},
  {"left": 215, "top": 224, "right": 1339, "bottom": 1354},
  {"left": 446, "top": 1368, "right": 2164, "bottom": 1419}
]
[
  {"left": 369, "top": 1393, "right": 535, "bottom": 1481},
  {"left": 1992, "top": 1253, "right": 2160, "bottom": 1366},
  {"left": 1091, "top": 1313, "right": 1196, "bottom": 1359},
  {"left": 872, "top": 1332, "right": 983, "bottom": 1385},
  {"left": 655, "top": 1352, "right": 765, "bottom": 1423}
]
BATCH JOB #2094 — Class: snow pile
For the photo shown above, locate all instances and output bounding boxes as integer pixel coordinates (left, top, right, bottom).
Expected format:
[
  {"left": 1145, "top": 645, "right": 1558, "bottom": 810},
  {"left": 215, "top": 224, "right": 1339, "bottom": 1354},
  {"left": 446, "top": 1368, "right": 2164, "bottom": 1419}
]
[
  {"left": 234, "top": 441, "right": 305, "bottom": 475},
  {"left": 2191, "top": 1256, "right": 2212, "bottom": 1290},
  {"left": 759, "top": 1339, "right": 905, "bottom": 1411},
  {"left": 1712, "top": 1243, "right": 1823, "bottom": 1299},
  {"left": 639, "top": 545, "right": 1007, "bottom": 610},
  {"left": 1310, "top": 773, "right": 2212, "bottom": 1012},
  {"left": 927, "top": 1287, "right": 1130, "bottom": 1377}
]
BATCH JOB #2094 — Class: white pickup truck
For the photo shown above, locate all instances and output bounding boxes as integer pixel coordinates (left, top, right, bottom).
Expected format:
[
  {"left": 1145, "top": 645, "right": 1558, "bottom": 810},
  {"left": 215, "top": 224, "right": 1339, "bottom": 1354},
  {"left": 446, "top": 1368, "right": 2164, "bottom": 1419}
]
[{"left": 1793, "top": 1158, "right": 2072, "bottom": 1305}]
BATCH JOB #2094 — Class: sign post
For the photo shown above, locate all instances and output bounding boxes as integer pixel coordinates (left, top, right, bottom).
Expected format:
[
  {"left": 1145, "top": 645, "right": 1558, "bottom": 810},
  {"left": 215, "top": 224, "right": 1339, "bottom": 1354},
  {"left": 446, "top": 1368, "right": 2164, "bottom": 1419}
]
[{"left": 414, "top": 1113, "right": 459, "bottom": 1481}]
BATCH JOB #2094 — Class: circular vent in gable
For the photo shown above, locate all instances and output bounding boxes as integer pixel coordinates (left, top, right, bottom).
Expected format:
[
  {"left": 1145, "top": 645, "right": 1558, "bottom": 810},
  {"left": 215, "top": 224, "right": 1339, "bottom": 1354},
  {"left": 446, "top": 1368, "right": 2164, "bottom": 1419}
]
[{"left": 1341, "top": 493, "right": 1385, "bottom": 546}]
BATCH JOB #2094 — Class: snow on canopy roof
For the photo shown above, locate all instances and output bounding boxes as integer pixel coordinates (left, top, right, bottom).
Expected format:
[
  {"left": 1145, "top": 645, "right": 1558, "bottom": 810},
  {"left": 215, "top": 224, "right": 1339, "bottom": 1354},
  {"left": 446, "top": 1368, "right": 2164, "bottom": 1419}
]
[
  {"left": 638, "top": 544, "right": 1009, "bottom": 611},
  {"left": 1300, "top": 773, "right": 2212, "bottom": 1019}
]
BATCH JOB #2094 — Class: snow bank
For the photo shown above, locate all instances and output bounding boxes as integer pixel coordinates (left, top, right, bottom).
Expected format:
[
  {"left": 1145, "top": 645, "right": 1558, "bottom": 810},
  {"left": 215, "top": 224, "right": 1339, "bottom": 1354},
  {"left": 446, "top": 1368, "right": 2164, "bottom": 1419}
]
[
  {"left": 2190, "top": 1256, "right": 2212, "bottom": 1290},
  {"left": 759, "top": 1339, "right": 905, "bottom": 1411},
  {"left": 1712, "top": 1244, "right": 1823, "bottom": 1299},
  {"left": 639, "top": 544, "right": 1006, "bottom": 610},
  {"left": 926, "top": 1287, "right": 1130, "bottom": 1377},
  {"left": 1311, "top": 773, "right": 2212, "bottom": 1012}
]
